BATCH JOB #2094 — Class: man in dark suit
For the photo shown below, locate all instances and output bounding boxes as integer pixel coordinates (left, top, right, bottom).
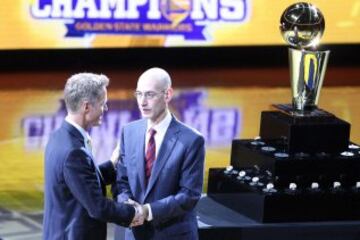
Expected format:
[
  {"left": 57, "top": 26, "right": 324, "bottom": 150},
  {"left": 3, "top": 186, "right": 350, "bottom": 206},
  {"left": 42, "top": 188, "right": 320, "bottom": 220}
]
[
  {"left": 115, "top": 68, "right": 205, "bottom": 240},
  {"left": 43, "top": 73, "right": 140, "bottom": 240}
]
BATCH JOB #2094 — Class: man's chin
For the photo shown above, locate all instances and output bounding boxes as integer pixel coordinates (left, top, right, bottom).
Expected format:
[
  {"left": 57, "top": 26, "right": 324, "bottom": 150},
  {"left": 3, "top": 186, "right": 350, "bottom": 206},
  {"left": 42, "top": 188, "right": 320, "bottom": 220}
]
[
  {"left": 93, "top": 120, "right": 102, "bottom": 126},
  {"left": 141, "top": 113, "right": 151, "bottom": 119}
]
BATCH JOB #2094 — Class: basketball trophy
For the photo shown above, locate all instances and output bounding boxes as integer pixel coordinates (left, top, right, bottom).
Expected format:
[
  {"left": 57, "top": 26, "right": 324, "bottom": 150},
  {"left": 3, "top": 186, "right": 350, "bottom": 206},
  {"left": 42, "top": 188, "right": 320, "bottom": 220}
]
[
  {"left": 279, "top": 2, "right": 330, "bottom": 114},
  {"left": 260, "top": 2, "right": 349, "bottom": 154}
]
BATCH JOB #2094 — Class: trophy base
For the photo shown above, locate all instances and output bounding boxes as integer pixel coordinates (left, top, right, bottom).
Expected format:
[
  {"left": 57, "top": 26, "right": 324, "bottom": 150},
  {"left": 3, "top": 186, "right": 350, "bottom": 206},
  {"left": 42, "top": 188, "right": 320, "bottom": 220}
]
[
  {"left": 230, "top": 139, "right": 360, "bottom": 179},
  {"left": 273, "top": 104, "right": 334, "bottom": 122},
  {"left": 207, "top": 168, "right": 360, "bottom": 223},
  {"left": 260, "top": 110, "right": 350, "bottom": 153}
]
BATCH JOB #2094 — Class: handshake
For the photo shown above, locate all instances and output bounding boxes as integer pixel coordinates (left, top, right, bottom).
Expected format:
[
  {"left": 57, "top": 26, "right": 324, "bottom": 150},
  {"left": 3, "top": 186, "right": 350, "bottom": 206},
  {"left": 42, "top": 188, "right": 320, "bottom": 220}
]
[{"left": 125, "top": 199, "right": 150, "bottom": 227}]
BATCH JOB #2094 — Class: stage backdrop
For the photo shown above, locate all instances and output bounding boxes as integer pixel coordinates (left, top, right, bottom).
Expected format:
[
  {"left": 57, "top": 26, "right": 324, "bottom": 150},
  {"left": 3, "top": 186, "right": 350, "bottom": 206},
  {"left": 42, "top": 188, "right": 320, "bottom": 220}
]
[
  {"left": 0, "top": 0, "right": 359, "bottom": 49},
  {"left": 1, "top": 86, "right": 360, "bottom": 212}
]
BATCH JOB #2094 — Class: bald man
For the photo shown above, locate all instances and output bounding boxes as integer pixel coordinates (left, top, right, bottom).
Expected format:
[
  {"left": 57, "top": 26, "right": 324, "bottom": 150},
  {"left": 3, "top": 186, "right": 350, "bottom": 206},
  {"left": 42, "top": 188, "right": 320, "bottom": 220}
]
[{"left": 114, "top": 67, "right": 205, "bottom": 240}]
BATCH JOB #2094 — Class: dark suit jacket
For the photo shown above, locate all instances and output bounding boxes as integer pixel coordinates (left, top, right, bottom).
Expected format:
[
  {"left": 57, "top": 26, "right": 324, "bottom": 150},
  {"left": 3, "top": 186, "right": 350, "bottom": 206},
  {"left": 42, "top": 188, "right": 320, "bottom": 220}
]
[
  {"left": 116, "top": 117, "right": 205, "bottom": 240},
  {"left": 43, "top": 121, "right": 135, "bottom": 240}
]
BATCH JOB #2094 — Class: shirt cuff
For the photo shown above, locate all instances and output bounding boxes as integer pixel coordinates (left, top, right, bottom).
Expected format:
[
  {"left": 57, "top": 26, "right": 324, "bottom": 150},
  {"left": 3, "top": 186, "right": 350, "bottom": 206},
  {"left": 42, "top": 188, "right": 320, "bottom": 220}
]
[{"left": 145, "top": 203, "right": 153, "bottom": 221}]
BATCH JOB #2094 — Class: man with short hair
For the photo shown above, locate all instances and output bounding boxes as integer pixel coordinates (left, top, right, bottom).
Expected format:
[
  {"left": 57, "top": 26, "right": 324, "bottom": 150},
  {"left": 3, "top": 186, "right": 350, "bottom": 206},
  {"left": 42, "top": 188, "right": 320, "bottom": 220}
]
[
  {"left": 43, "top": 73, "right": 139, "bottom": 240},
  {"left": 115, "top": 67, "right": 205, "bottom": 240}
]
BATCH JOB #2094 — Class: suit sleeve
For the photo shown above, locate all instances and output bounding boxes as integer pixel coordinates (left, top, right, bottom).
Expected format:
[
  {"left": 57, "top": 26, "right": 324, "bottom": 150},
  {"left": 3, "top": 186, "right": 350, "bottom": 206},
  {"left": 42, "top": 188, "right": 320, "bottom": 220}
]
[
  {"left": 63, "top": 148, "right": 135, "bottom": 226},
  {"left": 150, "top": 135, "right": 205, "bottom": 225},
  {"left": 99, "top": 160, "right": 116, "bottom": 185},
  {"left": 115, "top": 128, "right": 134, "bottom": 203}
]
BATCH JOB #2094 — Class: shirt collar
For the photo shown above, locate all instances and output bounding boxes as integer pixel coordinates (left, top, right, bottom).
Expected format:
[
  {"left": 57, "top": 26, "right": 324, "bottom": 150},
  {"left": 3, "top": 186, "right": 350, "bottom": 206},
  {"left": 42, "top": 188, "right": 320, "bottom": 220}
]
[
  {"left": 147, "top": 110, "right": 172, "bottom": 134},
  {"left": 65, "top": 116, "right": 91, "bottom": 142}
]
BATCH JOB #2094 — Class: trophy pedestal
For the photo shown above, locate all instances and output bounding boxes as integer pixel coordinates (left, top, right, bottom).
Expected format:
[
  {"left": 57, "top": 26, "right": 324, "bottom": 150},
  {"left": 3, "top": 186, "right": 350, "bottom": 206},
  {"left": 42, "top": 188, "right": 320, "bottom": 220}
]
[
  {"left": 229, "top": 139, "right": 360, "bottom": 180},
  {"left": 260, "top": 110, "right": 350, "bottom": 154},
  {"left": 208, "top": 169, "right": 360, "bottom": 223},
  {"left": 207, "top": 109, "right": 360, "bottom": 222}
]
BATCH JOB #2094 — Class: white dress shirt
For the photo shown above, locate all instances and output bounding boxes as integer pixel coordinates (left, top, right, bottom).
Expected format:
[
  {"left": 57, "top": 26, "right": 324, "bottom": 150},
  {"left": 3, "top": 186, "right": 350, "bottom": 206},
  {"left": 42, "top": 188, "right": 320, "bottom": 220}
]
[{"left": 145, "top": 110, "right": 172, "bottom": 159}]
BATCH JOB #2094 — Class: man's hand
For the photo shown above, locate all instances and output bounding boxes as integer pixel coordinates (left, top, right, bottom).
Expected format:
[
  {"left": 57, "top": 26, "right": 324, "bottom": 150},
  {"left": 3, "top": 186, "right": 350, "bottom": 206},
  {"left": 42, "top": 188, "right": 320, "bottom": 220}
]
[
  {"left": 141, "top": 204, "right": 149, "bottom": 221},
  {"left": 126, "top": 199, "right": 147, "bottom": 227},
  {"left": 110, "top": 141, "right": 120, "bottom": 167}
]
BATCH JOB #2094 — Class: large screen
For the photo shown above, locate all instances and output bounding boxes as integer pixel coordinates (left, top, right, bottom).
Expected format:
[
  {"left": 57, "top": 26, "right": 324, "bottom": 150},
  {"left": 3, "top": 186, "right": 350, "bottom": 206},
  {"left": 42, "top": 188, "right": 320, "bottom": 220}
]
[{"left": 1, "top": 0, "right": 359, "bottom": 49}]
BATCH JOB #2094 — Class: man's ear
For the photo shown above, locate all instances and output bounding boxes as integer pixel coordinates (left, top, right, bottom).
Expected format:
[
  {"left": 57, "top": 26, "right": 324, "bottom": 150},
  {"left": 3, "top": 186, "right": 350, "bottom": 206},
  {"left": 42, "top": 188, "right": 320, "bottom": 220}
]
[
  {"left": 82, "top": 101, "right": 90, "bottom": 114},
  {"left": 165, "top": 88, "right": 174, "bottom": 102}
]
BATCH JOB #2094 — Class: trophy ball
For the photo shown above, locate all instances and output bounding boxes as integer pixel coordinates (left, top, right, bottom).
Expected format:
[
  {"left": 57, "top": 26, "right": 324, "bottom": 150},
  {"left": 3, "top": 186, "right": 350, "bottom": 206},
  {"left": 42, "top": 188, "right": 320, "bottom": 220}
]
[{"left": 280, "top": 2, "right": 325, "bottom": 49}]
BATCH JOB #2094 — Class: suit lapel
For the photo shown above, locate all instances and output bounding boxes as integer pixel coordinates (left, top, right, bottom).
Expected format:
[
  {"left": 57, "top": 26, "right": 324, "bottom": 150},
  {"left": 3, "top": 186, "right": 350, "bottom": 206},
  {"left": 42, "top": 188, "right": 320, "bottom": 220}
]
[
  {"left": 144, "top": 118, "right": 180, "bottom": 199},
  {"left": 136, "top": 120, "right": 147, "bottom": 196},
  {"left": 62, "top": 121, "right": 104, "bottom": 188}
]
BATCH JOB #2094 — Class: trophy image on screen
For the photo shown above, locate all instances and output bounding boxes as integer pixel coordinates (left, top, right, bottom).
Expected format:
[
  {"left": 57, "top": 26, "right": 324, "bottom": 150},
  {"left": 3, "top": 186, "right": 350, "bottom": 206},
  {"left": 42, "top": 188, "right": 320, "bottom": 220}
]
[
  {"left": 206, "top": 2, "right": 360, "bottom": 223},
  {"left": 279, "top": 2, "right": 330, "bottom": 114}
]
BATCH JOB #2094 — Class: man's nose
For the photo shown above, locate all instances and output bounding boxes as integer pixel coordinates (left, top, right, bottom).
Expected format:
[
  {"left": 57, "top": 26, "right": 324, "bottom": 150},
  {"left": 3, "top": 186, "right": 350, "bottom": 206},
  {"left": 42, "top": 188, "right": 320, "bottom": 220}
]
[{"left": 139, "top": 96, "right": 148, "bottom": 105}]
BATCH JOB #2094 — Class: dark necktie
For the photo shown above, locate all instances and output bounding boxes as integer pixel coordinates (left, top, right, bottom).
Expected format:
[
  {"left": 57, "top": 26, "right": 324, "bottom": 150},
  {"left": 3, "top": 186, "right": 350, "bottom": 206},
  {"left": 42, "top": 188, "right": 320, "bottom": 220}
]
[{"left": 145, "top": 128, "right": 156, "bottom": 183}]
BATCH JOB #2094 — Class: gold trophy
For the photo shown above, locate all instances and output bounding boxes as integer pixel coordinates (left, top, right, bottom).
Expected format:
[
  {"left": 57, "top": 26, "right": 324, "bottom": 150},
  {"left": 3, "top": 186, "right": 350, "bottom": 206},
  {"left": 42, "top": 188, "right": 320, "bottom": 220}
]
[
  {"left": 259, "top": 2, "right": 349, "bottom": 154},
  {"left": 279, "top": 2, "right": 330, "bottom": 115}
]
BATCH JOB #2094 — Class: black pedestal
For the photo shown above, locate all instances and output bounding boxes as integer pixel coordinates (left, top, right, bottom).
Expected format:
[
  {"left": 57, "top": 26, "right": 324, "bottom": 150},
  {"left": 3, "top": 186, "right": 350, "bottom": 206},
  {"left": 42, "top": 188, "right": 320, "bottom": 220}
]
[
  {"left": 230, "top": 139, "right": 360, "bottom": 184},
  {"left": 259, "top": 111, "right": 350, "bottom": 154},
  {"left": 207, "top": 109, "right": 360, "bottom": 223},
  {"left": 207, "top": 168, "right": 360, "bottom": 223}
]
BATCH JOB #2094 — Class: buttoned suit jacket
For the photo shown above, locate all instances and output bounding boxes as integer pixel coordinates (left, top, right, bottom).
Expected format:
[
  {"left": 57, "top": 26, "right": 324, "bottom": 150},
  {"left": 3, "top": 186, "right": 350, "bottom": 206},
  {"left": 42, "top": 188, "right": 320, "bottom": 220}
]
[
  {"left": 116, "top": 116, "right": 205, "bottom": 240},
  {"left": 43, "top": 121, "right": 135, "bottom": 240}
]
